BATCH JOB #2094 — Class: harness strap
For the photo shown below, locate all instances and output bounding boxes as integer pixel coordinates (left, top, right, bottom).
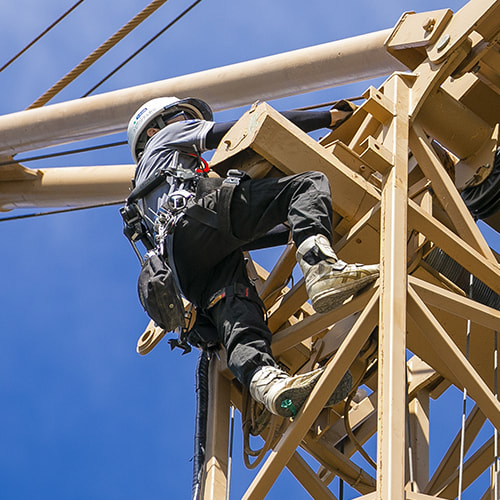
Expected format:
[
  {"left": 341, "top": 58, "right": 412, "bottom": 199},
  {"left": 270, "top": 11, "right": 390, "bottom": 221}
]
[
  {"left": 218, "top": 183, "right": 236, "bottom": 235},
  {"left": 127, "top": 167, "right": 168, "bottom": 203},
  {"left": 195, "top": 176, "right": 223, "bottom": 197},
  {"left": 164, "top": 232, "right": 193, "bottom": 354},
  {"left": 218, "top": 169, "right": 249, "bottom": 236},
  {"left": 185, "top": 169, "right": 249, "bottom": 236},
  {"left": 185, "top": 203, "right": 218, "bottom": 229},
  {"left": 126, "top": 167, "right": 249, "bottom": 253}
]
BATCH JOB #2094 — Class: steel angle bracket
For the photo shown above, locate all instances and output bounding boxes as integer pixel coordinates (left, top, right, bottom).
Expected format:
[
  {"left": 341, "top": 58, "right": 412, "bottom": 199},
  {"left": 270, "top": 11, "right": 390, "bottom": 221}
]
[
  {"left": 136, "top": 320, "right": 167, "bottom": 355},
  {"left": 385, "top": 9, "right": 453, "bottom": 69},
  {"left": 426, "top": 0, "right": 500, "bottom": 64}
]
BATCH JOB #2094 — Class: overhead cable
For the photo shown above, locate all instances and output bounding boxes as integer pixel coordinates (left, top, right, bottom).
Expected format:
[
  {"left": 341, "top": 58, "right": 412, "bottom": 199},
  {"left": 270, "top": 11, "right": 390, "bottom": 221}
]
[
  {"left": 0, "top": 140, "right": 127, "bottom": 167},
  {"left": 226, "top": 404, "right": 235, "bottom": 500},
  {"left": 294, "top": 96, "right": 364, "bottom": 111},
  {"left": 83, "top": 0, "right": 203, "bottom": 97},
  {"left": 27, "top": 0, "right": 171, "bottom": 109},
  {"left": 192, "top": 350, "right": 209, "bottom": 500},
  {"left": 0, "top": 0, "right": 84, "bottom": 74},
  {"left": 0, "top": 200, "right": 124, "bottom": 223},
  {"left": 457, "top": 273, "right": 474, "bottom": 500},
  {"left": 495, "top": 330, "right": 499, "bottom": 500}
]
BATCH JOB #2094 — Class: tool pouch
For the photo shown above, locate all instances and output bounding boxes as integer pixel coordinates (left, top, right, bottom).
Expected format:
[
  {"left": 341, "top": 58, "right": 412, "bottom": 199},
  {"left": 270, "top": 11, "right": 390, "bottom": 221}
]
[{"left": 137, "top": 251, "right": 185, "bottom": 332}]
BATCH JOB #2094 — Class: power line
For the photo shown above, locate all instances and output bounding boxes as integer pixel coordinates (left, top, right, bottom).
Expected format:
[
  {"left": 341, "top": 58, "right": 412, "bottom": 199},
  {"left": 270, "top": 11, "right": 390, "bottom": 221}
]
[
  {"left": 0, "top": 200, "right": 124, "bottom": 223},
  {"left": 294, "top": 96, "right": 364, "bottom": 111},
  {"left": 83, "top": 0, "right": 203, "bottom": 97},
  {"left": 0, "top": 0, "right": 85, "bottom": 73},
  {"left": 0, "top": 141, "right": 127, "bottom": 167},
  {"left": 27, "top": 0, "right": 171, "bottom": 109}
]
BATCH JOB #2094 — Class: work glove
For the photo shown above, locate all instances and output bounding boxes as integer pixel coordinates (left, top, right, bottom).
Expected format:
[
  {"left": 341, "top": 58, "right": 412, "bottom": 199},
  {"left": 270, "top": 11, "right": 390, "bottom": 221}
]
[{"left": 329, "top": 99, "right": 358, "bottom": 129}]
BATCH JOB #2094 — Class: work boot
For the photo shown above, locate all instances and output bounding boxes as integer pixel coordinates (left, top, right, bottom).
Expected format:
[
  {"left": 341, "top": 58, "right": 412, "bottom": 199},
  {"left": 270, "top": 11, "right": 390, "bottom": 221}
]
[
  {"left": 297, "top": 235, "right": 379, "bottom": 313},
  {"left": 249, "top": 365, "right": 352, "bottom": 418}
]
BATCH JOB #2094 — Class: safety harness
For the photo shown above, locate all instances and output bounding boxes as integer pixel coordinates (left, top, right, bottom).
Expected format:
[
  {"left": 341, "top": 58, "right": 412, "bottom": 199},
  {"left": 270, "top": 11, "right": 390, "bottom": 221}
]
[{"left": 121, "top": 158, "right": 250, "bottom": 353}]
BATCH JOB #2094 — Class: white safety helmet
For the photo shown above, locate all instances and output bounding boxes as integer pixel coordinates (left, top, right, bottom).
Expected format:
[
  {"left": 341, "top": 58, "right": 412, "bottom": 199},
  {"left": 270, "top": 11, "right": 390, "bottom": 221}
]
[{"left": 127, "top": 96, "right": 213, "bottom": 163}]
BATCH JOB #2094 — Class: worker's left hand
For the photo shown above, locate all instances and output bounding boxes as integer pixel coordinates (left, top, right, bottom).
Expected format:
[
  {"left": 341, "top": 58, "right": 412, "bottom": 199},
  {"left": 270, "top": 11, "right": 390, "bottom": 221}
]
[{"left": 329, "top": 99, "right": 357, "bottom": 129}]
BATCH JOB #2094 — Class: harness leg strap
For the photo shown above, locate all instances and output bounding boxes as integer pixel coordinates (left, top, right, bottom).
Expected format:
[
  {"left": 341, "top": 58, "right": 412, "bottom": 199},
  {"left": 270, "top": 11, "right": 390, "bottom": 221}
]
[{"left": 218, "top": 169, "right": 249, "bottom": 236}]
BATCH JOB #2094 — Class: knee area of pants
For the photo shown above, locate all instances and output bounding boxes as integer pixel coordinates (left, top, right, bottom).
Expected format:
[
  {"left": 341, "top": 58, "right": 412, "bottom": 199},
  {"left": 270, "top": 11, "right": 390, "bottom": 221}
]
[{"left": 303, "top": 170, "right": 328, "bottom": 182}]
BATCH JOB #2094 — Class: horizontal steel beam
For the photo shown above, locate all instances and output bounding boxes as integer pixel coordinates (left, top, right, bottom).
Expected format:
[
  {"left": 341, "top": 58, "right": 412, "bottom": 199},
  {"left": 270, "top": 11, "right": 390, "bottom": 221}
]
[
  {"left": 0, "top": 165, "right": 134, "bottom": 210},
  {"left": 0, "top": 29, "right": 404, "bottom": 156}
]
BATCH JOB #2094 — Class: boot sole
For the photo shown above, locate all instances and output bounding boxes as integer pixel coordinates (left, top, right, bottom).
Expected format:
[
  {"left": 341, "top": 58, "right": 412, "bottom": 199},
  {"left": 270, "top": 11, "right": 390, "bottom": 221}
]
[
  {"left": 273, "top": 371, "right": 352, "bottom": 418},
  {"left": 312, "top": 274, "right": 378, "bottom": 314}
]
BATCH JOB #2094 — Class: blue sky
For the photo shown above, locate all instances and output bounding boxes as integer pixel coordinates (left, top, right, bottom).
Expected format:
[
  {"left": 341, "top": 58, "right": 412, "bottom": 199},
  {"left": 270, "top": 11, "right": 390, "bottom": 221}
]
[{"left": 1, "top": 1, "right": 498, "bottom": 499}]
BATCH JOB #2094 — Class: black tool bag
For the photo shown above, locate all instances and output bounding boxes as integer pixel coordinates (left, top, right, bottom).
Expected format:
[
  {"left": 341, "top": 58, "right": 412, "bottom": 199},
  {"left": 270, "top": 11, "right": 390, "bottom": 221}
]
[{"left": 137, "top": 251, "right": 185, "bottom": 332}]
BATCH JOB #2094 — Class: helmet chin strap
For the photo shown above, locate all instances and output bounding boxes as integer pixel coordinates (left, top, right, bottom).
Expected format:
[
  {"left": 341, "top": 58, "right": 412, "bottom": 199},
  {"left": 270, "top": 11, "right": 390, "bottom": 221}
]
[{"left": 156, "top": 115, "right": 167, "bottom": 128}]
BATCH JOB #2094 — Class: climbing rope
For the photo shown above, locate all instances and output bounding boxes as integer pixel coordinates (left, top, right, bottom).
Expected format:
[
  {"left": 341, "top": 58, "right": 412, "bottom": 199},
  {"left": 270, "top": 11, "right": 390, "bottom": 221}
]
[
  {"left": 82, "top": 0, "right": 203, "bottom": 97},
  {"left": 343, "top": 358, "right": 377, "bottom": 470},
  {"left": 27, "top": 0, "right": 171, "bottom": 109},
  {"left": 0, "top": 0, "right": 84, "bottom": 73},
  {"left": 406, "top": 370, "right": 416, "bottom": 493},
  {"left": 241, "top": 387, "right": 288, "bottom": 470}
]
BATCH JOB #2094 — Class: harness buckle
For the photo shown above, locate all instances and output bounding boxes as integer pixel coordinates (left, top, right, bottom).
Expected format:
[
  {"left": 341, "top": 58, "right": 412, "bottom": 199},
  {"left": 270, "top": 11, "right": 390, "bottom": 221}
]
[
  {"left": 166, "top": 189, "right": 193, "bottom": 212},
  {"left": 223, "top": 169, "right": 247, "bottom": 186}
]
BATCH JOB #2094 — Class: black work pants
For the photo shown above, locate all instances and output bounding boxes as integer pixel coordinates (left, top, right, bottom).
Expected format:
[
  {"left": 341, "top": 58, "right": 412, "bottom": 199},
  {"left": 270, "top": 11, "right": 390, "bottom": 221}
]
[{"left": 172, "top": 171, "right": 333, "bottom": 387}]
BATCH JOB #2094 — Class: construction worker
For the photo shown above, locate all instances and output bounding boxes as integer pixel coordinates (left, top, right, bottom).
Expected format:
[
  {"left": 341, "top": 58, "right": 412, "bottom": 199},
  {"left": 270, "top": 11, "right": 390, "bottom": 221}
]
[{"left": 126, "top": 96, "right": 379, "bottom": 418}]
